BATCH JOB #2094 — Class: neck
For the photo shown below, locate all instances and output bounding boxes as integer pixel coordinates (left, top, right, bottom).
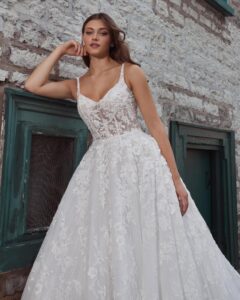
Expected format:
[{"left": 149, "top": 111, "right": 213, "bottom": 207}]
[{"left": 88, "top": 56, "right": 120, "bottom": 76}]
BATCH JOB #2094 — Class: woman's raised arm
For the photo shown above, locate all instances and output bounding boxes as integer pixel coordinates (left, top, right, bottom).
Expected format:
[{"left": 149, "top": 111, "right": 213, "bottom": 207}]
[{"left": 24, "top": 40, "right": 85, "bottom": 100}]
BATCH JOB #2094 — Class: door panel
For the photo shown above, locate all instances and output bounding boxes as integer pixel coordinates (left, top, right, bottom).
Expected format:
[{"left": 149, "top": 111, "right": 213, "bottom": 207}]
[
  {"left": 169, "top": 120, "right": 239, "bottom": 268},
  {"left": 185, "top": 149, "right": 212, "bottom": 229}
]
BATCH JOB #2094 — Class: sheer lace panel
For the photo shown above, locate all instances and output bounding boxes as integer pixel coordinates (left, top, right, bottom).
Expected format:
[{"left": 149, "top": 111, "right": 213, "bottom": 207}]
[{"left": 76, "top": 63, "right": 142, "bottom": 140}]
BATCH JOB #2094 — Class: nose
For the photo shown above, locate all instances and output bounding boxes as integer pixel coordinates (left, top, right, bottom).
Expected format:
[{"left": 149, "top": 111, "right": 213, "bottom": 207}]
[{"left": 92, "top": 32, "right": 98, "bottom": 40}]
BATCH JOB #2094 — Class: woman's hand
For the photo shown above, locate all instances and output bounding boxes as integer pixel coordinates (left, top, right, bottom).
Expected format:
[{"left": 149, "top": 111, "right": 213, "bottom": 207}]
[
  {"left": 57, "top": 39, "right": 88, "bottom": 57},
  {"left": 173, "top": 179, "right": 189, "bottom": 216}
]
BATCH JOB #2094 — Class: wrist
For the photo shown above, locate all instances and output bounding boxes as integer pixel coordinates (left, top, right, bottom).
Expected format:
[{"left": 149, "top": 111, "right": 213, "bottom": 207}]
[
  {"left": 172, "top": 174, "right": 181, "bottom": 185},
  {"left": 54, "top": 45, "right": 65, "bottom": 58}
]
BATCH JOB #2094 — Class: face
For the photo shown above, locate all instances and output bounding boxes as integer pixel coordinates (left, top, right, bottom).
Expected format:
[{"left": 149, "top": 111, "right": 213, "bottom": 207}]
[{"left": 82, "top": 19, "right": 112, "bottom": 57}]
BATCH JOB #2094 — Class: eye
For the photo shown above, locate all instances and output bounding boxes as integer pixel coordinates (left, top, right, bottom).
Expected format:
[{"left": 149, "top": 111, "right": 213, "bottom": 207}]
[{"left": 85, "top": 31, "right": 108, "bottom": 35}]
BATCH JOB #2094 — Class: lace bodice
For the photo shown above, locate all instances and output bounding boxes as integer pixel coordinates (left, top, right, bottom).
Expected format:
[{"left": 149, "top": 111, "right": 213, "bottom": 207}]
[{"left": 76, "top": 63, "right": 142, "bottom": 141}]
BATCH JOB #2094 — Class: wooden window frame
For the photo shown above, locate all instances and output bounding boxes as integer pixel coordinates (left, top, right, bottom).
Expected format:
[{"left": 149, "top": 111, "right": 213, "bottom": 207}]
[{"left": 0, "top": 87, "right": 89, "bottom": 272}]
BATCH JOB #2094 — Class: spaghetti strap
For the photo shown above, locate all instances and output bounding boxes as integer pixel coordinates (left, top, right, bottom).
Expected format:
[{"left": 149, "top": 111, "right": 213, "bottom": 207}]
[
  {"left": 120, "top": 62, "right": 125, "bottom": 79},
  {"left": 76, "top": 77, "right": 80, "bottom": 100},
  {"left": 120, "top": 62, "right": 127, "bottom": 87}
]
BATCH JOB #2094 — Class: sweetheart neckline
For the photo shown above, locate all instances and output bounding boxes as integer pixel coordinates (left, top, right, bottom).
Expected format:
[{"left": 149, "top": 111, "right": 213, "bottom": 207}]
[
  {"left": 79, "top": 80, "right": 121, "bottom": 104},
  {"left": 78, "top": 80, "right": 134, "bottom": 105},
  {"left": 77, "top": 72, "right": 134, "bottom": 105},
  {"left": 78, "top": 63, "right": 124, "bottom": 104}
]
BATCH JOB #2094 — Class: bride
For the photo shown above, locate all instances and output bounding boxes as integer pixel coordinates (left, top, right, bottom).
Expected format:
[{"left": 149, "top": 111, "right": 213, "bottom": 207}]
[{"left": 21, "top": 12, "right": 240, "bottom": 300}]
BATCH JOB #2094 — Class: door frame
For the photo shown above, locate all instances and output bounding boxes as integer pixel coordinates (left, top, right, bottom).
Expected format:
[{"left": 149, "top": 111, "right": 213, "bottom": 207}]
[
  {"left": 0, "top": 87, "right": 89, "bottom": 272},
  {"left": 169, "top": 120, "right": 239, "bottom": 269}
]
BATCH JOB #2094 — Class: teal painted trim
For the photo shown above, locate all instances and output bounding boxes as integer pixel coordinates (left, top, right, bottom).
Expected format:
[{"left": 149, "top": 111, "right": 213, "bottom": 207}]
[
  {"left": 206, "top": 0, "right": 235, "bottom": 16},
  {"left": 169, "top": 120, "right": 239, "bottom": 269},
  {"left": 0, "top": 239, "right": 45, "bottom": 271},
  {"left": 0, "top": 87, "right": 90, "bottom": 272},
  {"left": 227, "top": 131, "right": 238, "bottom": 264}
]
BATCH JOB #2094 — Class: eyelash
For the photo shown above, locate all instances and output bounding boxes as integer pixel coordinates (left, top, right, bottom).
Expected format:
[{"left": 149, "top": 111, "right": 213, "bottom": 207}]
[{"left": 85, "top": 32, "right": 108, "bottom": 35}]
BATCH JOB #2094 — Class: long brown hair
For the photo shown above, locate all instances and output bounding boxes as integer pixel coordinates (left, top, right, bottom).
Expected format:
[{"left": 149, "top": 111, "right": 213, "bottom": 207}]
[{"left": 81, "top": 12, "right": 140, "bottom": 68}]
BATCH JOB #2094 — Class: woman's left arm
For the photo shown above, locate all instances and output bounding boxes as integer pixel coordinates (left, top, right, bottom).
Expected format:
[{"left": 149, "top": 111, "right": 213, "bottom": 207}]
[{"left": 127, "top": 64, "right": 189, "bottom": 215}]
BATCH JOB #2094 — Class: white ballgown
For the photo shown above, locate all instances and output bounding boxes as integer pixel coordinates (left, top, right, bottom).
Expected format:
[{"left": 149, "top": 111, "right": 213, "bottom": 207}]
[{"left": 21, "top": 62, "right": 240, "bottom": 299}]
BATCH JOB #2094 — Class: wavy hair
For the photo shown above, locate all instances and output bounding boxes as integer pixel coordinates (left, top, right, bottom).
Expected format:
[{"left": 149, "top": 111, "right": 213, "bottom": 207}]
[{"left": 81, "top": 12, "right": 140, "bottom": 68}]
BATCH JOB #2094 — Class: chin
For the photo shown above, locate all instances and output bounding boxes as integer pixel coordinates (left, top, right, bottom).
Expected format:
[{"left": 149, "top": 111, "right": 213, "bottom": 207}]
[{"left": 88, "top": 50, "right": 108, "bottom": 58}]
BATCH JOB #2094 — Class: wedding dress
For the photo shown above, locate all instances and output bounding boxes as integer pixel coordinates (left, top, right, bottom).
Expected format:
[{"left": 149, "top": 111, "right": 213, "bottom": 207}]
[{"left": 21, "top": 62, "right": 240, "bottom": 299}]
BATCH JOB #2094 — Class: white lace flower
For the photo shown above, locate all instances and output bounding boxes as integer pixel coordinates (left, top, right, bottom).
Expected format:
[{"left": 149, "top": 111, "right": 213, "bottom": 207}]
[{"left": 87, "top": 267, "right": 97, "bottom": 279}]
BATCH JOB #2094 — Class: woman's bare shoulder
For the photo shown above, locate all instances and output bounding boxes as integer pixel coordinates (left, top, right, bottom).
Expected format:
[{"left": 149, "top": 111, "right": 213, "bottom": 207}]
[
  {"left": 125, "top": 61, "right": 141, "bottom": 70},
  {"left": 125, "top": 62, "right": 145, "bottom": 78},
  {"left": 124, "top": 62, "right": 146, "bottom": 89},
  {"left": 69, "top": 72, "right": 88, "bottom": 101},
  {"left": 124, "top": 62, "right": 141, "bottom": 90},
  {"left": 69, "top": 77, "right": 84, "bottom": 101}
]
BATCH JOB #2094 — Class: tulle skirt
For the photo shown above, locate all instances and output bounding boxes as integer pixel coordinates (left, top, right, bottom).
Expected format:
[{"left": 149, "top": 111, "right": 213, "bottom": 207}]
[{"left": 21, "top": 128, "right": 240, "bottom": 300}]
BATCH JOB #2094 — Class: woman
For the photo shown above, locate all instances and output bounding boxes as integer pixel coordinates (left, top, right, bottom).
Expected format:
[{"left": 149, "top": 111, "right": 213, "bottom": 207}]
[{"left": 21, "top": 12, "right": 240, "bottom": 300}]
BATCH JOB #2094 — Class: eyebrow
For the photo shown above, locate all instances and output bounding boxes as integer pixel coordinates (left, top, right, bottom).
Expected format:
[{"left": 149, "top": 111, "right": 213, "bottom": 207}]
[{"left": 85, "top": 27, "right": 108, "bottom": 30}]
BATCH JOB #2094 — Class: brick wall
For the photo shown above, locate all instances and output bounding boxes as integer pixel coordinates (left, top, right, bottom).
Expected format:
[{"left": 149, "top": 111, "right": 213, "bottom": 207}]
[{"left": 0, "top": 0, "right": 240, "bottom": 298}]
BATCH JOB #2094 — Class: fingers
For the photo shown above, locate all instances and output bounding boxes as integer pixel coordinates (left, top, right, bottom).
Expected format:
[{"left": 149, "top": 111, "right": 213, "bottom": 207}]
[
  {"left": 70, "top": 39, "right": 88, "bottom": 57},
  {"left": 69, "top": 40, "right": 79, "bottom": 56},
  {"left": 76, "top": 41, "right": 86, "bottom": 57},
  {"left": 81, "top": 43, "right": 85, "bottom": 56},
  {"left": 71, "top": 40, "right": 83, "bottom": 56},
  {"left": 178, "top": 194, "right": 189, "bottom": 215},
  {"left": 75, "top": 41, "right": 81, "bottom": 56},
  {"left": 80, "top": 42, "right": 88, "bottom": 56}
]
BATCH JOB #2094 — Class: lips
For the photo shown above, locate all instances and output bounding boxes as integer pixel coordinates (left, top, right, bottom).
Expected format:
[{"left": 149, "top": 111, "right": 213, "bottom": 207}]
[{"left": 90, "top": 43, "right": 100, "bottom": 48}]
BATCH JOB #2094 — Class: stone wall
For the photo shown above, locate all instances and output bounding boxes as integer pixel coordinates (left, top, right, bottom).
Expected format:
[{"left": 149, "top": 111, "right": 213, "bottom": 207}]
[{"left": 0, "top": 0, "right": 240, "bottom": 298}]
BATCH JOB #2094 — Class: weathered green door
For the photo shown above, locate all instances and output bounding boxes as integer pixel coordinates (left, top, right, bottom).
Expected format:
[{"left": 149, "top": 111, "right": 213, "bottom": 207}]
[
  {"left": 185, "top": 149, "right": 212, "bottom": 229},
  {"left": 0, "top": 87, "right": 90, "bottom": 272},
  {"left": 169, "top": 120, "right": 238, "bottom": 269}
]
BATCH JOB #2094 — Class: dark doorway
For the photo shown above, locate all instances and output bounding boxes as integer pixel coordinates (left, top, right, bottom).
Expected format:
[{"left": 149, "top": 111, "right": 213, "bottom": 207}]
[
  {"left": 184, "top": 148, "right": 226, "bottom": 255},
  {"left": 169, "top": 120, "right": 238, "bottom": 269}
]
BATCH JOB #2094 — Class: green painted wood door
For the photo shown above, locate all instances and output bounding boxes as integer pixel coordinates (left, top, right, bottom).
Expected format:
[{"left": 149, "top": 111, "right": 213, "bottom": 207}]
[
  {"left": 184, "top": 148, "right": 227, "bottom": 255},
  {"left": 0, "top": 87, "right": 90, "bottom": 272},
  {"left": 169, "top": 120, "right": 238, "bottom": 268},
  {"left": 185, "top": 149, "right": 212, "bottom": 229}
]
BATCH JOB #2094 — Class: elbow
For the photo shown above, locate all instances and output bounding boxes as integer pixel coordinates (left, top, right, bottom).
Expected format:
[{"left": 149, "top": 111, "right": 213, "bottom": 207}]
[
  {"left": 24, "top": 80, "right": 31, "bottom": 91},
  {"left": 148, "top": 119, "right": 167, "bottom": 137},
  {"left": 24, "top": 81, "right": 36, "bottom": 93}
]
